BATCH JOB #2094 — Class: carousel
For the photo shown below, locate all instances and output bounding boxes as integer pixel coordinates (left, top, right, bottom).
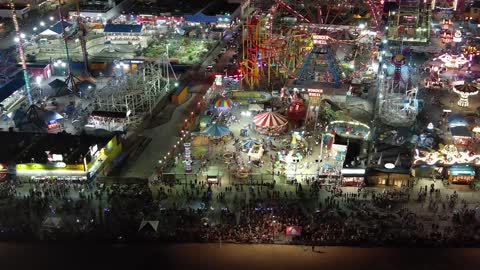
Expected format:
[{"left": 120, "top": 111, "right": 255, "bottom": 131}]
[
  {"left": 214, "top": 97, "right": 234, "bottom": 111},
  {"left": 253, "top": 111, "right": 289, "bottom": 135},
  {"left": 201, "top": 123, "right": 232, "bottom": 140},
  {"left": 452, "top": 81, "right": 479, "bottom": 107},
  {"left": 432, "top": 53, "right": 469, "bottom": 70}
]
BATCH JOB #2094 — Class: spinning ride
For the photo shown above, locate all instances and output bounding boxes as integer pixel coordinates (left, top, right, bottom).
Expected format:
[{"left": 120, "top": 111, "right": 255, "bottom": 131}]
[{"left": 452, "top": 82, "right": 479, "bottom": 107}]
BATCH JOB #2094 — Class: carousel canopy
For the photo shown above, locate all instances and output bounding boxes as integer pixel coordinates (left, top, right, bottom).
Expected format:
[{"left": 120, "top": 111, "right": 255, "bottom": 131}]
[
  {"left": 202, "top": 124, "right": 231, "bottom": 138},
  {"left": 214, "top": 97, "right": 233, "bottom": 110},
  {"left": 454, "top": 83, "right": 479, "bottom": 95},
  {"left": 253, "top": 111, "right": 288, "bottom": 128}
]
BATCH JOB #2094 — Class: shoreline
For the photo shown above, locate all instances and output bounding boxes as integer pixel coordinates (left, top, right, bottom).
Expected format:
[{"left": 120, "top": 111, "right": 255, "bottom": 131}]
[{"left": 1, "top": 242, "right": 480, "bottom": 270}]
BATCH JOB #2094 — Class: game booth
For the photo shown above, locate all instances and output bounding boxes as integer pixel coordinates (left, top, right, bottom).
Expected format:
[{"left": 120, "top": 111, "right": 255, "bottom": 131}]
[
  {"left": 447, "top": 165, "right": 476, "bottom": 184},
  {"left": 341, "top": 168, "right": 365, "bottom": 187},
  {"left": 86, "top": 111, "right": 127, "bottom": 132},
  {"left": 247, "top": 144, "right": 264, "bottom": 161},
  {"left": 367, "top": 167, "right": 411, "bottom": 187}
]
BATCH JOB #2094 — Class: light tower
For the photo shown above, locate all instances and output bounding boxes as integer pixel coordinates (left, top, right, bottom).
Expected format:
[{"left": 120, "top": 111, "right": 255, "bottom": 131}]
[{"left": 10, "top": 1, "right": 32, "bottom": 105}]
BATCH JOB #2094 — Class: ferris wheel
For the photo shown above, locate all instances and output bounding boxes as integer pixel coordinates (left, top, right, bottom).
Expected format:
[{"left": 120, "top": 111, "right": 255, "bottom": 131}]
[{"left": 274, "top": 0, "right": 382, "bottom": 27}]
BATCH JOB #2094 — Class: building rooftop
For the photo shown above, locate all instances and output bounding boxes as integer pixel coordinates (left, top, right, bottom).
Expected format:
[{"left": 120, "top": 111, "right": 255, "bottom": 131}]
[
  {"left": 450, "top": 126, "right": 472, "bottom": 138},
  {"left": 104, "top": 23, "right": 142, "bottom": 33},
  {"left": 0, "top": 77, "right": 24, "bottom": 103},
  {"left": 43, "top": 21, "right": 73, "bottom": 35},
  {"left": 0, "top": 131, "right": 112, "bottom": 164}
]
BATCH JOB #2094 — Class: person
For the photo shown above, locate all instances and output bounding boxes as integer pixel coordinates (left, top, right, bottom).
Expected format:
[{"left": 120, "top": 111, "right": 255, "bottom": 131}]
[{"left": 311, "top": 244, "right": 315, "bottom": 252}]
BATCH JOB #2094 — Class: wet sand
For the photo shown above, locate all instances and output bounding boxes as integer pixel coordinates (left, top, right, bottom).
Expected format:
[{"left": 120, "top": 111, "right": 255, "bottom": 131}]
[{"left": 0, "top": 242, "right": 477, "bottom": 270}]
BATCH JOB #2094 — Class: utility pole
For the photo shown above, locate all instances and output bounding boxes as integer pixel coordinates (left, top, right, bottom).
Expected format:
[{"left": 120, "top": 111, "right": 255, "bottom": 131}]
[{"left": 10, "top": 1, "right": 33, "bottom": 105}]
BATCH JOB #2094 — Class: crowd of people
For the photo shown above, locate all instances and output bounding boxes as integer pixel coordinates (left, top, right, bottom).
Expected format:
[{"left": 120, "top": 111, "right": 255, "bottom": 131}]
[{"left": 1, "top": 175, "right": 480, "bottom": 246}]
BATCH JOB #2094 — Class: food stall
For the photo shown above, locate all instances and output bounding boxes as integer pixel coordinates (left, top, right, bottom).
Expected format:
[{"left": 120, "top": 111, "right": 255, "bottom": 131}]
[
  {"left": 448, "top": 165, "right": 475, "bottom": 184},
  {"left": 248, "top": 144, "right": 264, "bottom": 160},
  {"left": 367, "top": 167, "right": 411, "bottom": 187},
  {"left": 450, "top": 126, "right": 473, "bottom": 146},
  {"left": 341, "top": 168, "right": 365, "bottom": 187}
]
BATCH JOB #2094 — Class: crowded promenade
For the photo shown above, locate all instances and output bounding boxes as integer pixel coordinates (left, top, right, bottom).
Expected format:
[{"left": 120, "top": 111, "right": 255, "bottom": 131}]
[{"left": 1, "top": 176, "right": 480, "bottom": 246}]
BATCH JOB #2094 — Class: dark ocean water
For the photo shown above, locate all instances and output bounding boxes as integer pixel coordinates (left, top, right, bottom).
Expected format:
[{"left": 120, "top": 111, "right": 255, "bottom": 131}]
[{"left": 0, "top": 242, "right": 478, "bottom": 270}]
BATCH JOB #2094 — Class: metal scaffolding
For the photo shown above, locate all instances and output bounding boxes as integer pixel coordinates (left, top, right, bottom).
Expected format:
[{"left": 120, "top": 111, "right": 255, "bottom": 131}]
[{"left": 92, "top": 61, "right": 176, "bottom": 126}]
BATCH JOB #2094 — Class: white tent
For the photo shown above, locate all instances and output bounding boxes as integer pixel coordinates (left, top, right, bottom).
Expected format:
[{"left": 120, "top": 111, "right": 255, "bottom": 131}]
[
  {"left": 42, "top": 217, "right": 63, "bottom": 229},
  {"left": 39, "top": 29, "right": 61, "bottom": 36},
  {"left": 138, "top": 220, "right": 159, "bottom": 232},
  {"left": 248, "top": 104, "right": 263, "bottom": 111}
]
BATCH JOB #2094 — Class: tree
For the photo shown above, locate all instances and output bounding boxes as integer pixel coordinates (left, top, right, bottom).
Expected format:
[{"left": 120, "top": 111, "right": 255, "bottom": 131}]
[{"left": 320, "top": 106, "right": 336, "bottom": 123}]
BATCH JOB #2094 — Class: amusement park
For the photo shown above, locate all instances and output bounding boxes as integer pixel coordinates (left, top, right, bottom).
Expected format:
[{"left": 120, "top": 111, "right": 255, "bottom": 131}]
[{"left": 3, "top": 0, "right": 480, "bottom": 250}]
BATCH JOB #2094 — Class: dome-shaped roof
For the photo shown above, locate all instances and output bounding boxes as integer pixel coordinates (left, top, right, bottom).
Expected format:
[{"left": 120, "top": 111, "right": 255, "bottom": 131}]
[{"left": 454, "top": 83, "right": 479, "bottom": 94}]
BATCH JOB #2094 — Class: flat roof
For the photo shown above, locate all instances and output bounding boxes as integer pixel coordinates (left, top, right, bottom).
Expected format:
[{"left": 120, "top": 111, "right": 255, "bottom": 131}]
[
  {"left": 0, "top": 132, "right": 112, "bottom": 164},
  {"left": 104, "top": 23, "right": 143, "bottom": 33},
  {"left": 0, "top": 77, "right": 24, "bottom": 103}
]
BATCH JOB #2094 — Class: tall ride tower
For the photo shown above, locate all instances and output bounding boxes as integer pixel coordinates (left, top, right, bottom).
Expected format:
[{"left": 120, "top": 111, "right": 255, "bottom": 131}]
[
  {"left": 10, "top": 1, "right": 32, "bottom": 105},
  {"left": 386, "top": 0, "right": 432, "bottom": 44}
]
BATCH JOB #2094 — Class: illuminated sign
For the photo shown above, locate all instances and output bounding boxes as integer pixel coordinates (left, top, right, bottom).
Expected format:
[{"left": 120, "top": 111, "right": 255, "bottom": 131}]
[
  {"left": 184, "top": 143, "right": 192, "bottom": 172},
  {"left": 47, "top": 123, "right": 60, "bottom": 129},
  {"left": 307, "top": 88, "right": 323, "bottom": 97},
  {"left": 215, "top": 74, "right": 223, "bottom": 86},
  {"left": 53, "top": 162, "right": 67, "bottom": 168},
  {"left": 48, "top": 154, "right": 63, "bottom": 162},
  {"left": 312, "top": 35, "right": 329, "bottom": 45},
  {"left": 453, "top": 30, "right": 462, "bottom": 43},
  {"left": 341, "top": 168, "right": 366, "bottom": 175}
]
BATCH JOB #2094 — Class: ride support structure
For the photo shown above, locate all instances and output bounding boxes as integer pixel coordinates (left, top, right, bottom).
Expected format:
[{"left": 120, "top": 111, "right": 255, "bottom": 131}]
[
  {"left": 10, "top": 1, "right": 32, "bottom": 105},
  {"left": 240, "top": 12, "right": 310, "bottom": 89}
]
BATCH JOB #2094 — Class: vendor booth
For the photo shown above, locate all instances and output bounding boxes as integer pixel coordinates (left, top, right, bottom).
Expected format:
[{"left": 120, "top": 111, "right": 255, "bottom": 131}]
[
  {"left": 448, "top": 165, "right": 476, "bottom": 184},
  {"left": 341, "top": 168, "right": 365, "bottom": 187},
  {"left": 247, "top": 144, "right": 264, "bottom": 160},
  {"left": 367, "top": 167, "right": 411, "bottom": 187},
  {"left": 450, "top": 126, "right": 473, "bottom": 146}
]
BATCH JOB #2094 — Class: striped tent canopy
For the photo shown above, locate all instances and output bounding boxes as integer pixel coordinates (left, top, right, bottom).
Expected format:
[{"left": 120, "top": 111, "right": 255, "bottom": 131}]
[
  {"left": 214, "top": 97, "right": 233, "bottom": 110},
  {"left": 253, "top": 112, "right": 288, "bottom": 128}
]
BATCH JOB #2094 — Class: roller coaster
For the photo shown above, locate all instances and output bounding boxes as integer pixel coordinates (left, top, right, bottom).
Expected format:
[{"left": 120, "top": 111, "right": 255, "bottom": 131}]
[{"left": 240, "top": 0, "right": 383, "bottom": 88}]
